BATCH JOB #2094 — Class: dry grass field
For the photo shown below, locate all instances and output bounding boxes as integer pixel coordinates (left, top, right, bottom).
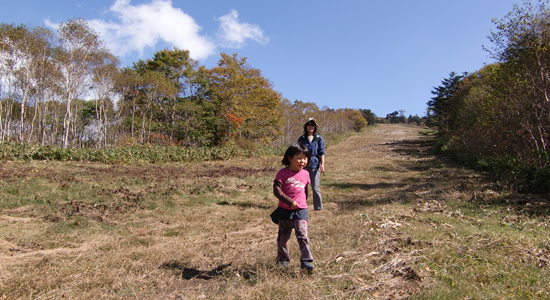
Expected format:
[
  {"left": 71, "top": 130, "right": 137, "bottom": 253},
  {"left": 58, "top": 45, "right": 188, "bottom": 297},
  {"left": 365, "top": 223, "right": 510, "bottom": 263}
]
[{"left": 1, "top": 124, "right": 550, "bottom": 299}]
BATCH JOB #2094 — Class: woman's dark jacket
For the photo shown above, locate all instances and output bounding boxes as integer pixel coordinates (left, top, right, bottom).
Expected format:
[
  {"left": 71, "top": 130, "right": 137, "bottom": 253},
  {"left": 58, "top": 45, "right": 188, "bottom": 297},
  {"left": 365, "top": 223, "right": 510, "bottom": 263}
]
[{"left": 298, "top": 134, "right": 325, "bottom": 169}]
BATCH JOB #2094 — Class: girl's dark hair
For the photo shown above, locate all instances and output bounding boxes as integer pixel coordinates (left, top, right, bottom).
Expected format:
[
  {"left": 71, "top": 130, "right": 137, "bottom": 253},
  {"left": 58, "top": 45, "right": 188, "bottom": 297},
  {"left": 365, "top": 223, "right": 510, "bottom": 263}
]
[
  {"left": 282, "top": 143, "right": 311, "bottom": 167},
  {"left": 303, "top": 121, "right": 317, "bottom": 137}
]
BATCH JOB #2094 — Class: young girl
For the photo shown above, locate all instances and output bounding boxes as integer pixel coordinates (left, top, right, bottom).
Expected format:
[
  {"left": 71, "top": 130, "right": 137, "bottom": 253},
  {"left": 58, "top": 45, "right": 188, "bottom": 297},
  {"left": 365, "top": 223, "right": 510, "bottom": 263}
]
[{"left": 270, "top": 143, "right": 315, "bottom": 270}]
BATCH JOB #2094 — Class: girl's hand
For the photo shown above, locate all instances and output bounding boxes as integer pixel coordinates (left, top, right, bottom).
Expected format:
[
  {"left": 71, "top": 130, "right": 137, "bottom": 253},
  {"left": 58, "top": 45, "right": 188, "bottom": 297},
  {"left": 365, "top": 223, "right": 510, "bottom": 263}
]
[{"left": 290, "top": 201, "right": 299, "bottom": 209}]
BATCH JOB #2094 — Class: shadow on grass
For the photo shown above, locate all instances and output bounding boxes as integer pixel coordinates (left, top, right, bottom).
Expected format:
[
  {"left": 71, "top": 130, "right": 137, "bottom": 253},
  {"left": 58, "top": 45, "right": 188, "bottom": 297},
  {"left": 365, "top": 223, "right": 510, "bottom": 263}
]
[
  {"left": 385, "top": 138, "right": 434, "bottom": 157},
  {"left": 322, "top": 136, "right": 550, "bottom": 213},
  {"left": 160, "top": 261, "right": 233, "bottom": 280},
  {"left": 325, "top": 181, "right": 413, "bottom": 210},
  {"left": 160, "top": 260, "right": 259, "bottom": 283},
  {"left": 392, "top": 139, "right": 550, "bottom": 216},
  {"left": 327, "top": 182, "right": 407, "bottom": 191},
  {"left": 370, "top": 139, "right": 441, "bottom": 174},
  {"left": 217, "top": 200, "right": 272, "bottom": 210},
  {"left": 333, "top": 197, "right": 394, "bottom": 209},
  {"left": 324, "top": 138, "right": 441, "bottom": 211},
  {"left": 469, "top": 195, "right": 550, "bottom": 218}
]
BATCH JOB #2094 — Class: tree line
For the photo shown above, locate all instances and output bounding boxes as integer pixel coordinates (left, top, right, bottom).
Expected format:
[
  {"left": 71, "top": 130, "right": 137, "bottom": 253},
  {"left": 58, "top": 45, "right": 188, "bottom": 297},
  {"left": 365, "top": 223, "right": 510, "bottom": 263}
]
[
  {"left": 0, "top": 19, "right": 372, "bottom": 150},
  {"left": 427, "top": 0, "right": 550, "bottom": 192}
]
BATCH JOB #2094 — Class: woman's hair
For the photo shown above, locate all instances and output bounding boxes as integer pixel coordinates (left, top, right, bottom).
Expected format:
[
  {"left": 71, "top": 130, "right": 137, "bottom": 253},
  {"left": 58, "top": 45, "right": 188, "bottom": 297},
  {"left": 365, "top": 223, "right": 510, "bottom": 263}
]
[
  {"left": 282, "top": 143, "right": 311, "bottom": 167},
  {"left": 303, "top": 120, "right": 317, "bottom": 136}
]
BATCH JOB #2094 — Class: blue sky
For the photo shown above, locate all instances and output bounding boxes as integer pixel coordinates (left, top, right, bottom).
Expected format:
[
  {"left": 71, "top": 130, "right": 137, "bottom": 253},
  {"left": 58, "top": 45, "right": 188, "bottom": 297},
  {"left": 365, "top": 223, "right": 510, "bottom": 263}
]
[{"left": 2, "top": 0, "right": 521, "bottom": 117}]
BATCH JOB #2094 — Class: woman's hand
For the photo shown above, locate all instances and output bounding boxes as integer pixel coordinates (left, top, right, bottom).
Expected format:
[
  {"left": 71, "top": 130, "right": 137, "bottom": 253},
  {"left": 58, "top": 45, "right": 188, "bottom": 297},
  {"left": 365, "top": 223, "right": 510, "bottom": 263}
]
[{"left": 290, "top": 201, "right": 299, "bottom": 209}]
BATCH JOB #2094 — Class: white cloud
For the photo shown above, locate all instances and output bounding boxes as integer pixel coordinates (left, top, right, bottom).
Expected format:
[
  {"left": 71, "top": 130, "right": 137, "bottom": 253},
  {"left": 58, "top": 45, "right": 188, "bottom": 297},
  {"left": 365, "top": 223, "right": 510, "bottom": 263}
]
[
  {"left": 44, "top": 18, "right": 59, "bottom": 30},
  {"left": 46, "top": 1, "right": 269, "bottom": 62},
  {"left": 216, "top": 9, "right": 269, "bottom": 48},
  {"left": 87, "top": 0, "right": 216, "bottom": 60}
]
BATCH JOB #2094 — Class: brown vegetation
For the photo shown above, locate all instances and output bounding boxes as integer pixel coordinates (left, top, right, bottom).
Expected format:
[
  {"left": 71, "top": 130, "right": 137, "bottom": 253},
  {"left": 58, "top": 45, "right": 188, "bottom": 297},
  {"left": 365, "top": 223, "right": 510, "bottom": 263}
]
[{"left": 1, "top": 124, "right": 549, "bottom": 299}]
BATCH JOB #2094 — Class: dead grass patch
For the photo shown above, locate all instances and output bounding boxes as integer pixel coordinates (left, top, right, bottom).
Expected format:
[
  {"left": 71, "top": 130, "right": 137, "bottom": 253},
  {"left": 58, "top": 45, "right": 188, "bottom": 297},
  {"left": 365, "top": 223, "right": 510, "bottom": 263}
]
[{"left": 1, "top": 124, "right": 549, "bottom": 299}]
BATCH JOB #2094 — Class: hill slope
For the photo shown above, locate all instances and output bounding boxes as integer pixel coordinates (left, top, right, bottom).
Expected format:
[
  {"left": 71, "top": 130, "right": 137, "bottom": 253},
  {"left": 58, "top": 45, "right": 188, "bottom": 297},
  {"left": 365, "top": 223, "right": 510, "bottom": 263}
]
[{"left": 1, "top": 124, "right": 549, "bottom": 299}]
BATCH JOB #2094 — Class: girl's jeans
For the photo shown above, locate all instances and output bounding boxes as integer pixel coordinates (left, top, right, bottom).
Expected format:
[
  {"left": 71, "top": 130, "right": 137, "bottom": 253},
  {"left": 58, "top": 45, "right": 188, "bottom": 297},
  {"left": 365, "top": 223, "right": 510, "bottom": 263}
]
[{"left": 277, "top": 219, "right": 314, "bottom": 262}]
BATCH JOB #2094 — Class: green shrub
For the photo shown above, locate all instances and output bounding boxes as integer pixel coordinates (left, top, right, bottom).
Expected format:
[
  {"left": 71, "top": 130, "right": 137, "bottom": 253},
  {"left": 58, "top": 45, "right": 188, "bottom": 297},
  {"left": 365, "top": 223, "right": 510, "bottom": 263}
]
[
  {"left": 439, "top": 142, "right": 550, "bottom": 194},
  {"left": 0, "top": 142, "right": 287, "bottom": 164}
]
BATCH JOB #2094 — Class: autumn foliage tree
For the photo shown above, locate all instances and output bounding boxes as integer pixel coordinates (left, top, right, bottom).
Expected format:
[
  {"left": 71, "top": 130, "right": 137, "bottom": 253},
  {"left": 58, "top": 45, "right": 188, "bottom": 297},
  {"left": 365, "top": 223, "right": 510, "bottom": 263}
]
[
  {"left": 486, "top": 0, "right": 550, "bottom": 167},
  {"left": 1, "top": 19, "right": 370, "bottom": 150},
  {"left": 426, "top": 0, "right": 550, "bottom": 192},
  {"left": 205, "top": 53, "right": 282, "bottom": 145}
]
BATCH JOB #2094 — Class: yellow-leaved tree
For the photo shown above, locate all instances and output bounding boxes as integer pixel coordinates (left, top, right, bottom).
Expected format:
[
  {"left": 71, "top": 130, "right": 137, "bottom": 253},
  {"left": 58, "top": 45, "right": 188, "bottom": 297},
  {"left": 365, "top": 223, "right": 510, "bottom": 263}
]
[{"left": 206, "top": 52, "right": 282, "bottom": 145}]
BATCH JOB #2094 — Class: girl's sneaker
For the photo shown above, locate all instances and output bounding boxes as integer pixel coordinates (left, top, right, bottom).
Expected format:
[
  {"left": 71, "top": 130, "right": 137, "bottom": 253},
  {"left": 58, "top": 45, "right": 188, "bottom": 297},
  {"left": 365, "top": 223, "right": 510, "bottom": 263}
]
[
  {"left": 278, "top": 261, "right": 290, "bottom": 268},
  {"left": 300, "top": 261, "right": 314, "bottom": 270}
]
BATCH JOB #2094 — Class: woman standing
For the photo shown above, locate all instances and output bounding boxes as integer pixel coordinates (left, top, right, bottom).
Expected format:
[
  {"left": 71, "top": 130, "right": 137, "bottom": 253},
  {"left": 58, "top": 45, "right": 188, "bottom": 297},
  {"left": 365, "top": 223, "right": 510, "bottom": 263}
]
[{"left": 298, "top": 118, "right": 325, "bottom": 211}]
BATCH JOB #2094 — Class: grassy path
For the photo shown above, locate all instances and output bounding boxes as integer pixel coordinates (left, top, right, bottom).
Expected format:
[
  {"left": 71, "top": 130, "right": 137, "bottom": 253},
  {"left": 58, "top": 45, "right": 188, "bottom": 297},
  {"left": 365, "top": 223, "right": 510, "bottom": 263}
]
[{"left": 1, "top": 124, "right": 549, "bottom": 299}]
